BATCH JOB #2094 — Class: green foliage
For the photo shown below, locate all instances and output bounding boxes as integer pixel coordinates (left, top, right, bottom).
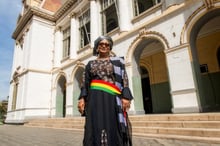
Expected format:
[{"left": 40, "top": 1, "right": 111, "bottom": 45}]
[{"left": 0, "top": 101, "right": 7, "bottom": 123}]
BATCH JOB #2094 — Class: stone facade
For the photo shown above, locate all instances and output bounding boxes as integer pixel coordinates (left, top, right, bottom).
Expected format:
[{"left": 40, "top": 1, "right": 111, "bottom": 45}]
[{"left": 6, "top": 0, "right": 220, "bottom": 123}]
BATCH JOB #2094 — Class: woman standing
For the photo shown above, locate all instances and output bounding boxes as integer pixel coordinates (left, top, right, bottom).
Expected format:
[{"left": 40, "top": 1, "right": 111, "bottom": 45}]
[{"left": 78, "top": 36, "right": 133, "bottom": 146}]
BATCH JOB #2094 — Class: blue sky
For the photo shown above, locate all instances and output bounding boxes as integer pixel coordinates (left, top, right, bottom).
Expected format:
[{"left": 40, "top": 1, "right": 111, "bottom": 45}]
[{"left": 0, "top": 0, "right": 22, "bottom": 101}]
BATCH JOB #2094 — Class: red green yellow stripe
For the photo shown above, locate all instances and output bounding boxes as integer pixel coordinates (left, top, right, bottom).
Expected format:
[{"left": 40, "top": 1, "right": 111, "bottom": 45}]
[{"left": 90, "top": 80, "right": 121, "bottom": 95}]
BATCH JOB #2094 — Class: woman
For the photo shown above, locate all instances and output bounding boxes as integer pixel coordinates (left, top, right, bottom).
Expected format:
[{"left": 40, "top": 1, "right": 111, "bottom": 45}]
[{"left": 78, "top": 36, "right": 133, "bottom": 146}]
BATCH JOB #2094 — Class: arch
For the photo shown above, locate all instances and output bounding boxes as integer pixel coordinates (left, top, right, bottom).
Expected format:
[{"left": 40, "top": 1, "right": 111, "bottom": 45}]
[
  {"left": 139, "top": 63, "right": 153, "bottom": 114},
  {"left": 55, "top": 72, "right": 67, "bottom": 117},
  {"left": 54, "top": 71, "right": 67, "bottom": 89},
  {"left": 126, "top": 31, "right": 172, "bottom": 114},
  {"left": 139, "top": 60, "right": 153, "bottom": 84},
  {"left": 180, "top": 3, "right": 220, "bottom": 44},
  {"left": 71, "top": 62, "right": 86, "bottom": 116},
  {"left": 183, "top": 6, "right": 220, "bottom": 112},
  {"left": 11, "top": 71, "right": 20, "bottom": 110},
  {"left": 126, "top": 31, "right": 169, "bottom": 63}
]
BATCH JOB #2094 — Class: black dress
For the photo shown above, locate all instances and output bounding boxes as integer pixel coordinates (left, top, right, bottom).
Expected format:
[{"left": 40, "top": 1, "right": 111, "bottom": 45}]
[{"left": 79, "top": 59, "right": 132, "bottom": 146}]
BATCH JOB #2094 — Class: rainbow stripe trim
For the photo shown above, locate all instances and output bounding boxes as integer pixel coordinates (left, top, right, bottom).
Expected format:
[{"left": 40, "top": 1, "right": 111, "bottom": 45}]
[{"left": 90, "top": 80, "right": 121, "bottom": 95}]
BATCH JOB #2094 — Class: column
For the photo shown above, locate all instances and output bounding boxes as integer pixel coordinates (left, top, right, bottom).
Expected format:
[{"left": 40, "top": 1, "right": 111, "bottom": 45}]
[
  {"left": 70, "top": 14, "right": 79, "bottom": 59},
  {"left": 117, "top": 0, "right": 132, "bottom": 32},
  {"left": 65, "top": 82, "right": 73, "bottom": 117},
  {"left": 54, "top": 27, "right": 62, "bottom": 68},
  {"left": 165, "top": 44, "right": 201, "bottom": 113},
  {"left": 90, "top": 0, "right": 101, "bottom": 47},
  {"left": 127, "top": 62, "right": 145, "bottom": 115}
]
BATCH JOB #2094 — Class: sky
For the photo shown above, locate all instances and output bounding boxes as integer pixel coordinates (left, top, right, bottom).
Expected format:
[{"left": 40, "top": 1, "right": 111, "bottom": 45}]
[{"left": 0, "top": 0, "right": 22, "bottom": 101}]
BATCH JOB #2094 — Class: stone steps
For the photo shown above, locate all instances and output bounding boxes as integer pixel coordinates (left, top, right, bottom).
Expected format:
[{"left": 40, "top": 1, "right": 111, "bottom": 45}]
[
  {"left": 131, "top": 121, "right": 220, "bottom": 128},
  {"left": 24, "top": 113, "right": 220, "bottom": 143},
  {"left": 25, "top": 117, "right": 84, "bottom": 130}
]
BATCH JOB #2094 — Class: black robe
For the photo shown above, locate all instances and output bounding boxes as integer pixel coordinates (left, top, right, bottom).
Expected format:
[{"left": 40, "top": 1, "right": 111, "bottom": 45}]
[{"left": 79, "top": 57, "right": 133, "bottom": 146}]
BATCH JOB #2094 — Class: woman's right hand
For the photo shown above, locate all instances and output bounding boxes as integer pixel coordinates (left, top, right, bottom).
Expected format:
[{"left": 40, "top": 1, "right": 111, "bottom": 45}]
[{"left": 78, "top": 98, "right": 85, "bottom": 115}]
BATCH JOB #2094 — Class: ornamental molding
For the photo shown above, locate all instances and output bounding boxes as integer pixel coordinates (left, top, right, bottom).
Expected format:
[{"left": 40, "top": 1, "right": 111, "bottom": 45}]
[
  {"left": 54, "top": 0, "right": 78, "bottom": 18},
  {"left": 13, "top": 0, "right": 79, "bottom": 39},
  {"left": 180, "top": 0, "right": 219, "bottom": 44},
  {"left": 132, "top": 30, "right": 169, "bottom": 50},
  {"left": 126, "top": 30, "right": 169, "bottom": 62},
  {"left": 12, "top": 6, "right": 55, "bottom": 39},
  {"left": 203, "top": 0, "right": 214, "bottom": 9}
]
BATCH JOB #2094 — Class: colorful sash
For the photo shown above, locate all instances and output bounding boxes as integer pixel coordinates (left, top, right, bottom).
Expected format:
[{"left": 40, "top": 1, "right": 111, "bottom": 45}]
[{"left": 90, "top": 80, "right": 121, "bottom": 95}]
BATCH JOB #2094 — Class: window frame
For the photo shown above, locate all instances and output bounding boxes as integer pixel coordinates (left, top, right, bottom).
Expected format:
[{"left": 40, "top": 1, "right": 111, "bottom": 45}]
[
  {"left": 62, "top": 27, "right": 71, "bottom": 59},
  {"left": 12, "top": 77, "right": 18, "bottom": 110},
  {"left": 100, "top": 0, "right": 119, "bottom": 34},
  {"left": 79, "top": 9, "right": 91, "bottom": 49},
  {"left": 133, "top": 0, "right": 161, "bottom": 16}
]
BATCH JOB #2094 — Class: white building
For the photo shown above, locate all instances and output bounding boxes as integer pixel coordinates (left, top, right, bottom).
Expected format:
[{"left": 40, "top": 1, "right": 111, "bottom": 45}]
[{"left": 6, "top": 0, "right": 220, "bottom": 123}]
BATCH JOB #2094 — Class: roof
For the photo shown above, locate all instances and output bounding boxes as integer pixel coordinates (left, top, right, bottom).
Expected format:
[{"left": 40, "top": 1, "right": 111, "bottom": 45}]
[{"left": 42, "top": 0, "right": 62, "bottom": 12}]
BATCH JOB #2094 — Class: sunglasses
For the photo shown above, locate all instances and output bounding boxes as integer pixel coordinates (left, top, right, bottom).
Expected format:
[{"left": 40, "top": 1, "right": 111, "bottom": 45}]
[{"left": 99, "top": 42, "right": 110, "bottom": 47}]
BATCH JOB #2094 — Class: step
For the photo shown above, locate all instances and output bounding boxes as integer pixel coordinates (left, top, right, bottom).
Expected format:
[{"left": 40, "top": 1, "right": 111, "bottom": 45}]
[
  {"left": 24, "top": 113, "right": 220, "bottom": 143},
  {"left": 132, "top": 134, "right": 220, "bottom": 144},
  {"left": 132, "top": 127, "right": 220, "bottom": 138},
  {"left": 131, "top": 121, "right": 220, "bottom": 129},
  {"left": 25, "top": 117, "right": 85, "bottom": 129},
  {"left": 128, "top": 113, "right": 220, "bottom": 121}
]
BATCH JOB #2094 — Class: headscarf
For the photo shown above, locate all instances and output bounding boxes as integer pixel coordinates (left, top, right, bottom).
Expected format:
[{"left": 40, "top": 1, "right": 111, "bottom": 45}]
[{"left": 93, "top": 36, "right": 113, "bottom": 56}]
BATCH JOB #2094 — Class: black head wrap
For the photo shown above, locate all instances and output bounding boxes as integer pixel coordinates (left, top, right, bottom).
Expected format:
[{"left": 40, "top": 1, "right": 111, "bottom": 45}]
[{"left": 93, "top": 36, "right": 113, "bottom": 56}]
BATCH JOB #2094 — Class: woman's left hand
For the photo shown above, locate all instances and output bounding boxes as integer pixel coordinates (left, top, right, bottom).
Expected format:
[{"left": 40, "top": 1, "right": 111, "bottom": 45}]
[{"left": 121, "top": 98, "right": 131, "bottom": 111}]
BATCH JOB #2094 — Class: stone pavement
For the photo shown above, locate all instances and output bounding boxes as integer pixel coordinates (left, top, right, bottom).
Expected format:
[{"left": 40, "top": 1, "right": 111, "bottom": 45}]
[{"left": 0, "top": 125, "right": 219, "bottom": 146}]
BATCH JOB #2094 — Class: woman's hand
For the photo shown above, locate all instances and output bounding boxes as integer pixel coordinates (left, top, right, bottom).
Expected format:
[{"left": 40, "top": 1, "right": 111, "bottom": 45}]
[
  {"left": 78, "top": 98, "right": 85, "bottom": 115},
  {"left": 121, "top": 98, "right": 131, "bottom": 111}
]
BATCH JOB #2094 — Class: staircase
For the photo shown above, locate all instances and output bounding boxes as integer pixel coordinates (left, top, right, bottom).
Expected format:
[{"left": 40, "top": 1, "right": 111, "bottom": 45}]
[
  {"left": 24, "top": 113, "right": 220, "bottom": 143},
  {"left": 25, "top": 117, "right": 84, "bottom": 131}
]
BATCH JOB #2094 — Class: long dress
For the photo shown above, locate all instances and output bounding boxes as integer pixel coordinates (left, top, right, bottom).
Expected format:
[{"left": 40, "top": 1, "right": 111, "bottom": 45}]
[{"left": 79, "top": 58, "right": 133, "bottom": 146}]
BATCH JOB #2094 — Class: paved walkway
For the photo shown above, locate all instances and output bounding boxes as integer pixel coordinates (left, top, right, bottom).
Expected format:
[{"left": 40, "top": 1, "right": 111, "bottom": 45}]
[{"left": 0, "top": 125, "right": 219, "bottom": 146}]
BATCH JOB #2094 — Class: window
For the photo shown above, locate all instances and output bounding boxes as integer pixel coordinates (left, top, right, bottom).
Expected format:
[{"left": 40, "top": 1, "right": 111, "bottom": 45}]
[
  {"left": 200, "top": 64, "right": 209, "bottom": 73},
  {"left": 101, "top": 0, "right": 119, "bottom": 33},
  {"left": 79, "top": 9, "right": 90, "bottom": 48},
  {"left": 134, "top": 0, "right": 161, "bottom": 16},
  {"left": 62, "top": 27, "right": 70, "bottom": 58},
  {"left": 12, "top": 77, "right": 18, "bottom": 110}
]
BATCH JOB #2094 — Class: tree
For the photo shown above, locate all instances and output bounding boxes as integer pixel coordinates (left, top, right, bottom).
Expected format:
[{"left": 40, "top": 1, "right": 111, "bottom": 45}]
[{"left": 0, "top": 100, "right": 7, "bottom": 123}]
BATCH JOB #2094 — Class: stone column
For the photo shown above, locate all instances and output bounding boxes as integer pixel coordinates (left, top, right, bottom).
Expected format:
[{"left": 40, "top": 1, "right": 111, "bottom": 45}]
[
  {"left": 90, "top": 0, "right": 100, "bottom": 47},
  {"left": 70, "top": 13, "right": 79, "bottom": 59},
  {"left": 54, "top": 27, "right": 62, "bottom": 68},
  {"left": 165, "top": 44, "right": 201, "bottom": 113},
  {"left": 65, "top": 82, "right": 73, "bottom": 117},
  {"left": 127, "top": 61, "right": 145, "bottom": 115},
  {"left": 117, "top": 0, "right": 132, "bottom": 32}
]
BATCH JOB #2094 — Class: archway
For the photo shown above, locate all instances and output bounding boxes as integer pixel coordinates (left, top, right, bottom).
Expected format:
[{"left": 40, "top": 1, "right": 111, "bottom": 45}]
[
  {"left": 140, "top": 66, "right": 152, "bottom": 114},
  {"left": 189, "top": 9, "right": 220, "bottom": 112},
  {"left": 56, "top": 75, "right": 67, "bottom": 117},
  {"left": 72, "top": 66, "right": 84, "bottom": 116},
  {"left": 128, "top": 34, "right": 172, "bottom": 114}
]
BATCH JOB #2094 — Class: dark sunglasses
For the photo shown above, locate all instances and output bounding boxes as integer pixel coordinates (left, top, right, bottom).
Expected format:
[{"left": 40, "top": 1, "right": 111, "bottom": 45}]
[{"left": 99, "top": 42, "right": 110, "bottom": 47}]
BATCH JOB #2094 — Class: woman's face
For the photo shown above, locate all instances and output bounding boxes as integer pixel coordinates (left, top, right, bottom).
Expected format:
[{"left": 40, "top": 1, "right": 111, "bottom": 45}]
[{"left": 97, "top": 39, "right": 110, "bottom": 56}]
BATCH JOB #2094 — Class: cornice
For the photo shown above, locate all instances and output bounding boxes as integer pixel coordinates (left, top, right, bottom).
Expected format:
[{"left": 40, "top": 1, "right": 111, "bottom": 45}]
[
  {"left": 54, "top": 0, "right": 77, "bottom": 19},
  {"left": 12, "top": 6, "right": 55, "bottom": 39},
  {"left": 12, "top": 0, "right": 79, "bottom": 40}
]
